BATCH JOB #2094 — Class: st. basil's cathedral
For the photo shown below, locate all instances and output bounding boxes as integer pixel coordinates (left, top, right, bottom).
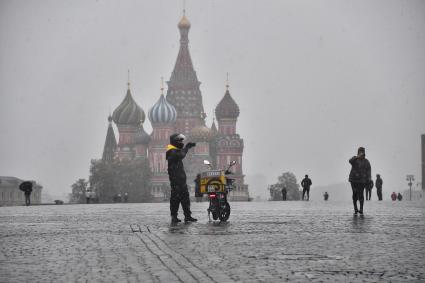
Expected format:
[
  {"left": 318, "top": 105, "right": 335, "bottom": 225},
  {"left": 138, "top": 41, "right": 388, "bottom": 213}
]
[{"left": 101, "top": 13, "right": 250, "bottom": 202}]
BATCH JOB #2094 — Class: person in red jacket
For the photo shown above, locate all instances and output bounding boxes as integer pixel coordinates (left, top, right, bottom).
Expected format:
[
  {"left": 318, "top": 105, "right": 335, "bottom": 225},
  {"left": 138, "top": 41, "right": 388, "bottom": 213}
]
[{"left": 391, "top": 192, "right": 397, "bottom": 201}]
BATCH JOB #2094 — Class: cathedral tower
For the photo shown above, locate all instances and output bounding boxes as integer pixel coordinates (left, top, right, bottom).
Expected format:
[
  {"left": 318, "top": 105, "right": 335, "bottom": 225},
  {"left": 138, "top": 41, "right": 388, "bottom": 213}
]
[
  {"left": 215, "top": 82, "right": 248, "bottom": 201},
  {"left": 112, "top": 81, "right": 145, "bottom": 160},
  {"left": 148, "top": 81, "right": 178, "bottom": 200},
  {"left": 102, "top": 115, "right": 117, "bottom": 162},
  {"left": 166, "top": 12, "right": 205, "bottom": 136}
]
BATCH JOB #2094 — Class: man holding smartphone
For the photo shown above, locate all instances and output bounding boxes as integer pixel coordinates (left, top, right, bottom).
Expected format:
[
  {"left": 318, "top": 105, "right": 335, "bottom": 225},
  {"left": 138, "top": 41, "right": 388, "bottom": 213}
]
[
  {"left": 166, "top": 133, "right": 198, "bottom": 223},
  {"left": 348, "top": 147, "right": 372, "bottom": 214}
]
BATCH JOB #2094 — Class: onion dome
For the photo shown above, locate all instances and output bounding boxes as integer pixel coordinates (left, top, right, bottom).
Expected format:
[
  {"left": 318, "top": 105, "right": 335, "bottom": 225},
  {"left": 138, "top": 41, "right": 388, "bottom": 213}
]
[
  {"left": 178, "top": 14, "right": 191, "bottom": 29},
  {"left": 189, "top": 125, "right": 214, "bottom": 142},
  {"left": 112, "top": 88, "right": 145, "bottom": 126},
  {"left": 135, "top": 125, "right": 151, "bottom": 145},
  {"left": 215, "top": 89, "right": 240, "bottom": 119},
  {"left": 148, "top": 94, "right": 177, "bottom": 124}
]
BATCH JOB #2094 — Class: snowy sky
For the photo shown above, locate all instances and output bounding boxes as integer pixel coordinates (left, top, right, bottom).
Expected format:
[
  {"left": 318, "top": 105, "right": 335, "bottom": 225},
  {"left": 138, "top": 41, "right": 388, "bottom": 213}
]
[{"left": 1, "top": 0, "right": 424, "bottom": 200}]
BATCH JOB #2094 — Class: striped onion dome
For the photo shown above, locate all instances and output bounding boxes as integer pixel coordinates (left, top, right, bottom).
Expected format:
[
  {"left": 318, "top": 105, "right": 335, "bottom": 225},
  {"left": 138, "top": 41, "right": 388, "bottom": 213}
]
[
  {"left": 112, "top": 88, "right": 145, "bottom": 126},
  {"left": 135, "top": 125, "right": 151, "bottom": 145},
  {"left": 148, "top": 94, "right": 177, "bottom": 124}
]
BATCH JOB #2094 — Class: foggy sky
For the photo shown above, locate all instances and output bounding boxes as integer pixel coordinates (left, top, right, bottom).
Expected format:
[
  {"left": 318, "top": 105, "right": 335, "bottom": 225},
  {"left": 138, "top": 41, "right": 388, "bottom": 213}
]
[{"left": 1, "top": 0, "right": 424, "bottom": 200}]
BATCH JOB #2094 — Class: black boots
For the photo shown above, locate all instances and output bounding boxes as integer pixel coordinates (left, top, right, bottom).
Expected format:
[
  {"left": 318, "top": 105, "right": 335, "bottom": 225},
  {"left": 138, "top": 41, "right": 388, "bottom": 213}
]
[
  {"left": 359, "top": 201, "right": 364, "bottom": 214},
  {"left": 171, "top": 216, "right": 182, "bottom": 223},
  {"left": 184, "top": 216, "right": 198, "bottom": 223},
  {"left": 172, "top": 215, "right": 197, "bottom": 223}
]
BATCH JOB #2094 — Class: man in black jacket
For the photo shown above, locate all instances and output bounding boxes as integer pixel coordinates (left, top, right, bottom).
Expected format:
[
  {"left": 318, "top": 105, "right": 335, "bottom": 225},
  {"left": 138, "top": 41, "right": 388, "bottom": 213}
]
[
  {"left": 375, "top": 174, "right": 383, "bottom": 201},
  {"left": 166, "top": 133, "right": 197, "bottom": 223},
  {"left": 301, "top": 175, "right": 312, "bottom": 201},
  {"left": 349, "top": 147, "right": 372, "bottom": 214}
]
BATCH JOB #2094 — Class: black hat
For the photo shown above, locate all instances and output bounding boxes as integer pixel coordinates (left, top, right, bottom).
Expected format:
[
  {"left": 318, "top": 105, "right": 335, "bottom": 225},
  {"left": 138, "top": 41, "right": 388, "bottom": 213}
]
[{"left": 358, "top": 147, "right": 365, "bottom": 154}]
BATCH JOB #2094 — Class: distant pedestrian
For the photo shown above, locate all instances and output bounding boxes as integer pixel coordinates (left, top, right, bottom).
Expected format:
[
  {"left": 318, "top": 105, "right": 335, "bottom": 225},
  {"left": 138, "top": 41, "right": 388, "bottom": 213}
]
[
  {"left": 348, "top": 147, "right": 372, "bottom": 215},
  {"left": 301, "top": 175, "right": 312, "bottom": 201},
  {"left": 323, "top": 192, "right": 329, "bottom": 201},
  {"left": 391, "top": 192, "right": 397, "bottom": 201},
  {"left": 117, "top": 193, "right": 122, "bottom": 203},
  {"left": 19, "top": 181, "right": 33, "bottom": 206},
  {"left": 85, "top": 190, "right": 91, "bottom": 204},
  {"left": 124, "top": 192, "right": 128, "bottom": 203},
  {"left": 365, "top": 180, "right": 374, "bottom": 201},
  {"left": 281, "top": 186, "right": 287, "bottom": 201},
  {"left": 397, "top": 193, "right": 403, "bottom": 201},
  {"left": 375, "top": 174, "right": 383, "bottom": 201}
]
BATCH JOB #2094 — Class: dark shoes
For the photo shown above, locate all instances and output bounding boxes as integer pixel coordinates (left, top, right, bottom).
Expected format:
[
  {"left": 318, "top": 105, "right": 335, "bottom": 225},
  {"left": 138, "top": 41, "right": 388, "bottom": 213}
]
[
  {"left": 358, "top": 210, "right": 363, "bottom": 215},
  {"left": 172, "top": 216, "right": 198, "bottom": 223},
  {"left": 171, "top": 216, "right": 182, "bottom": 223},
  {"left": 184, "top": 216, "right": 198, "bottom": 223}
]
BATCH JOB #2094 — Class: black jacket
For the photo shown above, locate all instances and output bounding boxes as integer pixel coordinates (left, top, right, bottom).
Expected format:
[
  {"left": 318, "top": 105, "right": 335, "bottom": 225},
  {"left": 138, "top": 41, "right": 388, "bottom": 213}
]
[
  {"left": 166, "top": 145, "right": 190, "bottom": 187},
  {"left": 349, "top": 156, "right": 371, "bottom": 183},
  {"left": 375, "top": 177, "right": 383, "bottom": 189},
  {"left": 301, "top": 178, "right": 312, "bottom": 189}
]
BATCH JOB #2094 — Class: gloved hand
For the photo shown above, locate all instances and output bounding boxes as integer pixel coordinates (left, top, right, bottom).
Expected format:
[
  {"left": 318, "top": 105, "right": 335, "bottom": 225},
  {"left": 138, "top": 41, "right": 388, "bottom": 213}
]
[{"left": 186, "top": 142, "right": 196, "bottom": 149}]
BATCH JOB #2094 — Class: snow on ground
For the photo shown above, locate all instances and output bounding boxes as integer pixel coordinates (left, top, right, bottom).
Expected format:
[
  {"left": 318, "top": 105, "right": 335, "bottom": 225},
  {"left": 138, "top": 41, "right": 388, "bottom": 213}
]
[{"left": 0, "top": 200, "right": 424, "bottom": 282}]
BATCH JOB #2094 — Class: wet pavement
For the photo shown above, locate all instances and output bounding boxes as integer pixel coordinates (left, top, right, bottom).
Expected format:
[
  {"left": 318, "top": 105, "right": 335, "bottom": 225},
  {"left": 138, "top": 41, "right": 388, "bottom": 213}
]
[{"left": 1, "top": 200, "right": 424, "bottom": 282}]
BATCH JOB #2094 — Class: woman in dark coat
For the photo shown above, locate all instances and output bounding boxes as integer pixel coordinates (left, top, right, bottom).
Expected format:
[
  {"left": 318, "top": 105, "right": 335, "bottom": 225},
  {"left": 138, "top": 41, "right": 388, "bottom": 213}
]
[{"left": 349, "top": 147, "right": 371, "bottom": 214}]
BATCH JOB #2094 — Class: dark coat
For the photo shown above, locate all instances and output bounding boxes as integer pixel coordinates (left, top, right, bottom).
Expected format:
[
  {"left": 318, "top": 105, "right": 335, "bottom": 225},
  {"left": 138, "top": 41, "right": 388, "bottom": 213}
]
[
  {"left": 375, "top": 177, "right": 383, "bottom": 189},
  {"left": 166, "top": 145, "right": 190, "bottom": 187},
  {"left": 349, "top": 157, "right": 371, "bottom": 183},
  {"left": 301, "top": 178, "right": 312, "bottom": 189}
]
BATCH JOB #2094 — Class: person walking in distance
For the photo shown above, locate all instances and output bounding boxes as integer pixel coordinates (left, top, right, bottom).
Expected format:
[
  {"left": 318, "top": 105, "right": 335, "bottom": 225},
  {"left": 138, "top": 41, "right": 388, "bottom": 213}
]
[
  {"left": 365, "top": 179, "right": 374, "bottom": 201},
  {"left": 323, "top": 192, "right": 329, "bottom": 201},
  {"left": 301, "top": 175, "right": 312, "bottom": 201},
  {"left": 391, "top": 192, "right": 397, "bottom": 201},
  {"left": 375, "top": 174, "right": 383, "bottom": 201},
  {"left": 349, "top": 147, "right": 372, "bottom": 215},
  {"left": 281, "top": 186, "right": 287, "bottom": 201},
  {"left": 166, "top": 133, "right": 198, "bottom": 223},
  {"left": 19, "top": 181, "right": 33, "bottom": 206}
]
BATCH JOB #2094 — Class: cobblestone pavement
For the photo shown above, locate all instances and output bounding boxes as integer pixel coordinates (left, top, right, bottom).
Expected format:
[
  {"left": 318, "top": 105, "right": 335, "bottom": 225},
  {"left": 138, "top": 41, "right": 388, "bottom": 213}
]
[{"left": 1, "top": 200, "right": 424, "bottom": 282}]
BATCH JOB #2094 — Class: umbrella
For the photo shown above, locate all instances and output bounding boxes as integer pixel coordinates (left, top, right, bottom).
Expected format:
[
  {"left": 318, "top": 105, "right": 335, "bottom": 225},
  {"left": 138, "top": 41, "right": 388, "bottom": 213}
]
[{"left": 19, "top": 181, "right": 33, "bottom": 192}]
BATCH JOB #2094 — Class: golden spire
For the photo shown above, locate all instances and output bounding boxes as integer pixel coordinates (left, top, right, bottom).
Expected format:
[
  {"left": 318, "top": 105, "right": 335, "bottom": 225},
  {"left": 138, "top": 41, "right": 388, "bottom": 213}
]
[
  {"left": 127, "top": 69, "right": 131, "bottom": 89},
  {"left": 178, "top": 0, "right": 191, "bottom": 29},
  {"left": 160, "top": 76, "right": 164, "bottom": 95}
]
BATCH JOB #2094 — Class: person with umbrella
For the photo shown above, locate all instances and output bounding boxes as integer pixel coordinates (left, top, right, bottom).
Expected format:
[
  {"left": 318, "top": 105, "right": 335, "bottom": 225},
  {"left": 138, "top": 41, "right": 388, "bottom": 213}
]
[{"left": 19, "top": 181, "right": 33, "bottom": 206}]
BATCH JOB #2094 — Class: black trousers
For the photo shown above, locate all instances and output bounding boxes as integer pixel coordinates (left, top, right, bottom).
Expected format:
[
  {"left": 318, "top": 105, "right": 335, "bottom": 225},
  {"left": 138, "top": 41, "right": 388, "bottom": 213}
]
[
  {"left": 365, "top": 188, "right": 372, "bottom": 200},
  {"left": 25, "top": 194, "right": 31, "bottom": 206},
  {"left": 351, "top": 182, "right": 365, "bottom": 212},
  {"left": 377, "top": 188, "right": 383, "bottom": 201},
  {"left": 170, "top": 184, "right": 192, "bottom": 217},
  {"left": 302, "top": 188, "right": 310, "bottom": 200}
]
